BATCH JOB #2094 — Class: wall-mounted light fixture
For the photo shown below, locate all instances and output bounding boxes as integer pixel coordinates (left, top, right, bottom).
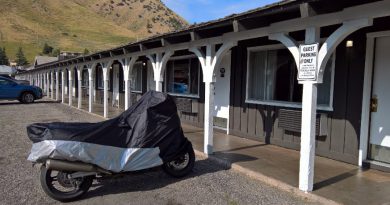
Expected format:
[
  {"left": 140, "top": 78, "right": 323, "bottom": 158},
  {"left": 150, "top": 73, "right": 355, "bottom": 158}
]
[
  {"left": 142, "top": 62, "right": 146, "bottom": 66},
  {"left": 346, "top": 40, "right": 354, "bottom": 48}
]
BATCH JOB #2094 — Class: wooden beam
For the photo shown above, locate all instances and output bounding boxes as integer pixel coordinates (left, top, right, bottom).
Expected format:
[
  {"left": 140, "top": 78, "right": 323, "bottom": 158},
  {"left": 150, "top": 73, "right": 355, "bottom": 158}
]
[
  {"left": 190, "top": 31, "right": 200, "bottom": 41},
  {"left": 233, "top": 20, "right": 246, "bottom": 32},
  {"left": 300, "top": 3, "right": 316, "bottom": 18},
  {"left": 139, "top": 44, "right": 146, "bottom": 51},
  {"left": 161, "top": 38, "right": 171, "bottom": 47}
]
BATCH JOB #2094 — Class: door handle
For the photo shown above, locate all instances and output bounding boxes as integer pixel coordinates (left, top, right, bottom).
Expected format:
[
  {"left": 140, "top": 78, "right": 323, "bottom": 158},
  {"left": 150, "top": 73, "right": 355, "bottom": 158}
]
[{"left": 370, "top": 96, "right": 378, "bottom": 112}]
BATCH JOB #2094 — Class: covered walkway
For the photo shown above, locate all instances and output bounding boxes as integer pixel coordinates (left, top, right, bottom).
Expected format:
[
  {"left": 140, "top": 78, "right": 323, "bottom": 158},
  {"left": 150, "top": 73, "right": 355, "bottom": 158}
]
[{"left": 182, "top": 124, "right": 390, "bottom": 205}]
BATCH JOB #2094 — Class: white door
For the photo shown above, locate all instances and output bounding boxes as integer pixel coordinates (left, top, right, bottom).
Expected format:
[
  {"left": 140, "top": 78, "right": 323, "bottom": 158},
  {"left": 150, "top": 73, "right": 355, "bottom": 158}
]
[
  {"left": 112, "top": 65, "right": 120, "bottom": 107},
  {"left": 213, "top": 51, "right": 231, "bottom": 131},
  {"left": 369, "top": 36, "right": 390, "bottom": 163}
]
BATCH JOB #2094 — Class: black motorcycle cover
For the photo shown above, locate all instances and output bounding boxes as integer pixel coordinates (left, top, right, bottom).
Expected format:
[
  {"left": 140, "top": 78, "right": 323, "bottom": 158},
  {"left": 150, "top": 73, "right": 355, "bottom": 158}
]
[{"left": 27, "top": 91, "right": 192, "bottom": 172}]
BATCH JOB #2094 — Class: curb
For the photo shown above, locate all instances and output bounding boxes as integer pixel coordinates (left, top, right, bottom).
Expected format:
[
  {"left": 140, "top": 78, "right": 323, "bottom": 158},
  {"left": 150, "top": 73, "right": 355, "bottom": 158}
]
[{"left": 194, "top": 150, "right": 340, "bottom": 205}]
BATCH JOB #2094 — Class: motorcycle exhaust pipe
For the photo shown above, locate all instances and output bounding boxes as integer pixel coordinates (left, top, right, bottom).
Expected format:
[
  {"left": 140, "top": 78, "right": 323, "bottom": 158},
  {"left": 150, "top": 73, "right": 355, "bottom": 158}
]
[{"left": 45, "top": 159, "right": 111, "bottom": 175}]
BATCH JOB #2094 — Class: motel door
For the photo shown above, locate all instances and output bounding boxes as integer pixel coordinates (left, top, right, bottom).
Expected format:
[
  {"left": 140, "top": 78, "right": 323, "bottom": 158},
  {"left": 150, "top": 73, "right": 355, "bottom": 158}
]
[
  {"left": 213, "top": 51, "right": 231, "bottom": 131},
  {"left": 369, "top": 36, "right": 390, "bottom": 163}
]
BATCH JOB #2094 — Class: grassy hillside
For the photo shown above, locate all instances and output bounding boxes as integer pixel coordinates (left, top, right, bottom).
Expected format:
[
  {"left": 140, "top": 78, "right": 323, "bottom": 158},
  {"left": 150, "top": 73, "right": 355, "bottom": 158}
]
[{"left": 0, "top": 0, "right": 188, "bottom": 64}]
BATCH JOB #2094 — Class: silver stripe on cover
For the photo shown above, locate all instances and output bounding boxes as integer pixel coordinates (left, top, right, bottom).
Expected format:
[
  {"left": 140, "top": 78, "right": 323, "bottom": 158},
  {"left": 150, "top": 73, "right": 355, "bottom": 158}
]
[{"left": 28, "top": 140, "right": 163, "bottom": 173}]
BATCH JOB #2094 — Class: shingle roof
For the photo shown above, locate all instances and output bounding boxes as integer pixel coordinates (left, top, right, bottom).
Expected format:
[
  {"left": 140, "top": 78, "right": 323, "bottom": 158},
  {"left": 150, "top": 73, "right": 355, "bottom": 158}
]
[{"left": 34, "top": 56, "right": 58, "bottom": 66}]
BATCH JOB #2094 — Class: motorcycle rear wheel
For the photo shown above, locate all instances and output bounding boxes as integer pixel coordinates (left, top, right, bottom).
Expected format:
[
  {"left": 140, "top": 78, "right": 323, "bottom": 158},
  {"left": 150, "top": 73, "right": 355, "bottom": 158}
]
[
  {"left": 40, "top": 165, "right": 93, "bottom": 202},
  {"left": 162, "top": 146, "right": 195, "bottom": 177}
]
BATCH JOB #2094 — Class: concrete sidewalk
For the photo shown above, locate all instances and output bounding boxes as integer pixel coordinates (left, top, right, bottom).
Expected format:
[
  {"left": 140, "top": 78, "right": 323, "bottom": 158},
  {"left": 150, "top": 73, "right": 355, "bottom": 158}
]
[{"left": 182, "top": 124, "right": 390, "bottom": 205}]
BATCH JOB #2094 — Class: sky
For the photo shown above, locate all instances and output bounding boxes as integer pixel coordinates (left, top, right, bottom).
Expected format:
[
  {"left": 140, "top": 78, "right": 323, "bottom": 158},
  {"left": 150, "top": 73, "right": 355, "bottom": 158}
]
[{"left": 162, "top": 0, "right": 279, "bottom": 24}]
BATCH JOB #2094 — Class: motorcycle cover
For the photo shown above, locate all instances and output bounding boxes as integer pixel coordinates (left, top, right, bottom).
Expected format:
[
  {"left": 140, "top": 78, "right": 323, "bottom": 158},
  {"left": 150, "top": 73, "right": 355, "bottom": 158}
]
[{"left": 27, "top": 91, "right": 192, "bottom": 173}]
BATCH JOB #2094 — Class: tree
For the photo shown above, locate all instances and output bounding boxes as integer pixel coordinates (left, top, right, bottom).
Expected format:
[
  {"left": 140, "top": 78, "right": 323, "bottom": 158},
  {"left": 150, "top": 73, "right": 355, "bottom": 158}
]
[
  {"left": 51, "top": 48, "right": 60, "bottom": 57},
  {"left": 83, "top": 48, "right": 90, "bottom": 55},
  {"left": 15, "top": 47, "right": 28, "bottom": 66},
  {"left": 42, "top": 43, "right": 53, "bottom": 55},
  {"left": 0, "top": 47, "right": 9, "bottom": 65}
]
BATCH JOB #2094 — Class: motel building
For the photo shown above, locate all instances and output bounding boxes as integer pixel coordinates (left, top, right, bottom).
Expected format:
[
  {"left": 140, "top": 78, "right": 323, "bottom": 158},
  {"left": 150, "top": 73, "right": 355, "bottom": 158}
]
[{"left": 16, "top": 0, "right": 390, "bottom": 192}]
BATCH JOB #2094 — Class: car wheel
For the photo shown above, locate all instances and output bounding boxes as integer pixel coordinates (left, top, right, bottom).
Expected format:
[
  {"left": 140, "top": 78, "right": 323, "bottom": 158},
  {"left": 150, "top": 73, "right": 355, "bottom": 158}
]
[{"left": 21, "top": 92, "right": 35, "bottom": 103}]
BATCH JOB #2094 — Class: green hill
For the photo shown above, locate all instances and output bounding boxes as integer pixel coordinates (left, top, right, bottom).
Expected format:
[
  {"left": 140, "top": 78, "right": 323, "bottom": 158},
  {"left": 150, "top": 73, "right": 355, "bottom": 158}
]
[{"left": 0, "top": 0, "right": 188, "bottom": 64}]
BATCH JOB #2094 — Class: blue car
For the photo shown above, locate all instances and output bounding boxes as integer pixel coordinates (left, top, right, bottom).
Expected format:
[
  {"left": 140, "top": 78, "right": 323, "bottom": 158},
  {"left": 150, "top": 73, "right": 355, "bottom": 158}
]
[{"left": 0, "top": 76, "right": 43, "bottom": 103}]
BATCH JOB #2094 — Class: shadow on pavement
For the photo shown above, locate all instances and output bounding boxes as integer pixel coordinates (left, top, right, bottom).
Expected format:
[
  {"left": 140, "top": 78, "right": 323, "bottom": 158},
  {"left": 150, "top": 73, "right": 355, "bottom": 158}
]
[{"left": 82, "top": 153, "right": 257, "bottom": 200}]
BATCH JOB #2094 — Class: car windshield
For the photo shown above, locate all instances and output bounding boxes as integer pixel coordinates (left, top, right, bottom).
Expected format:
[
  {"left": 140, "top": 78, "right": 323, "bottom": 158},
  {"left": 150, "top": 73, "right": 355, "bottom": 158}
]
[{"left": 0, "top": 77, "right": 18, "bottom": 85}]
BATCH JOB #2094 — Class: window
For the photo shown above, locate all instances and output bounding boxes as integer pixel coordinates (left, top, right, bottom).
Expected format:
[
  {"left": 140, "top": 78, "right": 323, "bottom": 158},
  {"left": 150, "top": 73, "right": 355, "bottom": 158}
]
[
  {"left": 165, "top": 58, "right": 199, "bottom": 96},
  {"left": 96, "top": 66, "right": 110, "bottom": 90},
  {"left": 82, "top": 69, "right": 88, "bottom": 87},
  {"left": 246, "top": 45, "right": 334, "bottom": 109},
  {"left": 129, "top": 63, "right": 143, "bottom": 93},
  {"left": 0, "top": 78, "right": 13, "bottom": 85},
  {"left": 97, "top": 66, "right": 103, "bottom": 89}
]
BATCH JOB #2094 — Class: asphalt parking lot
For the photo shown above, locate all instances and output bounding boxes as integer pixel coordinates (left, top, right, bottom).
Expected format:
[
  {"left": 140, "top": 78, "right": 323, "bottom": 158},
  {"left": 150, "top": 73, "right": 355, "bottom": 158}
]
[{"left": 0, "top": 99, "right": 319, "bottom": 205}]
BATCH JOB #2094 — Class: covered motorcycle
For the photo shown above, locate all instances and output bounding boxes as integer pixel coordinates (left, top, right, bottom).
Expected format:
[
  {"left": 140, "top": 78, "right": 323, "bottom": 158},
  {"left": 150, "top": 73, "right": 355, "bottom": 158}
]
[{"left": 26, "top": 91, "right": 195, "bottom": 201}]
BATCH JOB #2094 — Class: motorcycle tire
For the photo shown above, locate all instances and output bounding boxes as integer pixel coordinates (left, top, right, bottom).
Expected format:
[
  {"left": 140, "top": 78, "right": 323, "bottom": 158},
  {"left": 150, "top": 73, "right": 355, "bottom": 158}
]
[
  {"left": 162, "top": 146, "right": 195, "bottom": 178},
  {"left": 40, "top": 165, "right": 93, "bottom": 202}
]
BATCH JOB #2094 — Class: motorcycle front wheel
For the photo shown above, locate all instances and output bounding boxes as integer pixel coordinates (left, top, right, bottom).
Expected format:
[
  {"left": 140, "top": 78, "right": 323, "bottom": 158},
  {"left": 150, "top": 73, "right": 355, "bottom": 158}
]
[
  {"left": 162, "top": 146, "right": 195, "bottom": 178},
  {"left": 39, "top": 165, "right": 93, "bottom": 202}
]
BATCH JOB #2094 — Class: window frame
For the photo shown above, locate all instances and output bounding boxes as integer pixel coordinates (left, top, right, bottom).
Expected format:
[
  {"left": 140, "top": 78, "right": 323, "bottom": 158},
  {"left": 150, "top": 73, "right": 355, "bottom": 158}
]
[
  {"left": 245, "top": 44, "right": 335, "bottom": 111},
  {"left": 164, "top": 56, "right": 201, "bottom": 99},
  {"left": 96, "top": 66, "right": 110, "bottom": 90},
  {"left": 129, "top": 62, "right": 143, "bottom": 94},
  {"left": 81, "top": 69, "right": 89, "bottom": 88}
]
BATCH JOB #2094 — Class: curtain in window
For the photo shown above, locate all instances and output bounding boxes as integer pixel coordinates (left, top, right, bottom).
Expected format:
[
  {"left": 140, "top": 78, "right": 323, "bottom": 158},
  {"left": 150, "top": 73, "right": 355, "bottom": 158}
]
[
  {"left": 248, "top": 48, "right": 334, "bottom": 107},
  {"left": 130, "top": 63, "right": 142, "bottom": 92},
  {"left": 248, "top": 51, "right": 267, "bottom": 100}
]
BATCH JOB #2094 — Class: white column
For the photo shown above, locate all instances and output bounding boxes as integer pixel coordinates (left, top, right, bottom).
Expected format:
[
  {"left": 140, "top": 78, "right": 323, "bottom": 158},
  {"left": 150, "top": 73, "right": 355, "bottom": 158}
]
[
  {"left": 41, "top": 74, "right": 44, "bottom": 92},
  {"left": 46, "top": 72, "right": 50, "bottom": 97},
  {"left": 299, "top": 82, "right": 318, "bottom": 192},
  {"left": 147, "top": 52, "right": 174, "bottom": 92},
  {"left": 64, "top": 71, "right": 68, "bottom": 95},
  {"left": 77, "top": 68, "right": 82, "bottom": 109},
  {"left": 299, "top": 26, "right": 319, "bottom": 192},
  {"left": 189, "top": 42, "right": 236, "bottom": 154},
  {"left": 123, "top": 57, "right": 138, "bottom": 110},
  {"left": 61, "top": 70, "right": 65, "bottom": 103},
  {"left": 50, "top": 72, "right": 54, "bottom": 99},
  {"left": 88, "top": 68, "right": 94, "bottom": 113},
  {"left": 204, "top": 81, "right": 215, "bottom": 154},
  {"left": 124, "top": 78, "right": 130, "bottom": 109},
  {"left": 43, "top": 73, "right": 46, "bottom": 94},
  {"left": 103, "top": 67, "right": 109, "bottom": 118},
  {"left": 155, "top": 81, "right": 163, "bottom": 92},
  {"left": 124, "top": 67, "right": 131, "bottom": 110},
  {"left": 68, "top": 69, "right": 73, "bottom": 106},
  {"left": 55, "top": 71, "right": 59, "bottom": 101}
]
